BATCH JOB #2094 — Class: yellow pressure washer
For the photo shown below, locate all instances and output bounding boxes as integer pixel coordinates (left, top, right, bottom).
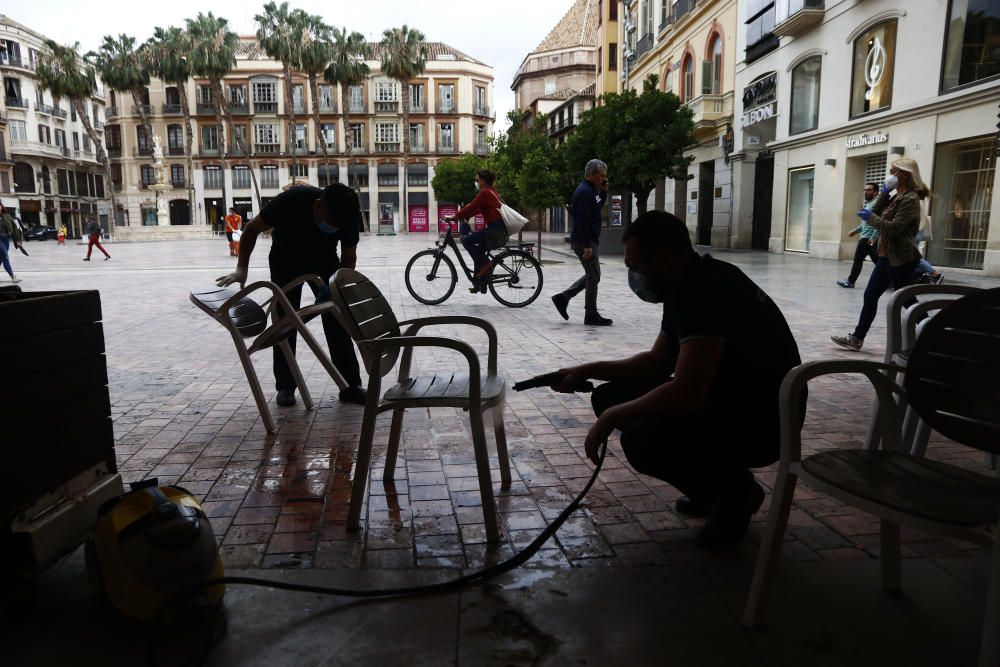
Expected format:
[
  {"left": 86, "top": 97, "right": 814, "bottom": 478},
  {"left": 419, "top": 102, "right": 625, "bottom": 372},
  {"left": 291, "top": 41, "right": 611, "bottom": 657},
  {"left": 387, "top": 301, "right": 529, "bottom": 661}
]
[{"left": 85, "top": 479, "right": 224, "bottom": 621}]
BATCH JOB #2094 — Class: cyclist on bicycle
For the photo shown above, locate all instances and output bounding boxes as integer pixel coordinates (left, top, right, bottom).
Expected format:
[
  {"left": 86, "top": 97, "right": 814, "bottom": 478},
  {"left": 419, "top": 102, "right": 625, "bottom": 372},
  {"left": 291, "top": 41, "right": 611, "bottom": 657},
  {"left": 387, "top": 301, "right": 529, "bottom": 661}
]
[{"left": 443, "top": 169, "right": 505, "bottom": 293}]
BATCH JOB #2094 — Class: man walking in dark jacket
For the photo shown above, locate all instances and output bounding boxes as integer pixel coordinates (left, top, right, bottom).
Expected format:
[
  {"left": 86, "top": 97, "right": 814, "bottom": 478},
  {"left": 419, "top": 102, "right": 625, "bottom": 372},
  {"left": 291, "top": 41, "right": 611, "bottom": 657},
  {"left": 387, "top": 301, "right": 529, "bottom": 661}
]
[{"left": 552, "top": 159, "right": 613, "bottom": 326}]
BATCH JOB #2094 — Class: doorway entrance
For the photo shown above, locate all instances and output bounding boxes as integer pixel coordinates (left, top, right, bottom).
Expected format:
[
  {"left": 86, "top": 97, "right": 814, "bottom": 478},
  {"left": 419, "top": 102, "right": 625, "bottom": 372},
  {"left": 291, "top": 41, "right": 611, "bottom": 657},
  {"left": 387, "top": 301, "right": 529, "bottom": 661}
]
[
  {"left": 751, "top": 151, "right": 774, "bottom": 250},
  {"left": 169, "top": 199, "right": 191, "bottom": 225},
  {"left": 697, "top": 161, "right": 714, "bottom": 246}
]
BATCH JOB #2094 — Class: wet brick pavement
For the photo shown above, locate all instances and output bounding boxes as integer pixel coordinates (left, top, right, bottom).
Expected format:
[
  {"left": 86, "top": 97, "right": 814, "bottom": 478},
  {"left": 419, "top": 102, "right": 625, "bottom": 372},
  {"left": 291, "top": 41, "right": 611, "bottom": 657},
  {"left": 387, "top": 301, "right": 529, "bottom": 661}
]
[{"left": 9, "top": 232, "right": 1000, "bottom": 572}]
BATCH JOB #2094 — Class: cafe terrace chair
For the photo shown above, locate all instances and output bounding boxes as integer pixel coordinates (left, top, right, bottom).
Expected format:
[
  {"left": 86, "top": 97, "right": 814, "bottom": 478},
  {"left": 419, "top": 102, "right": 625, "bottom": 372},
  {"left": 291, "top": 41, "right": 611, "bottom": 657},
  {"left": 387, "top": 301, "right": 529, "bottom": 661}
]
[
  {"left": 327, "top": 268, "right": 511, "bottom": 544},
  {"left": 190, "top": 275, "right": 348, "bottom": 434},
  {"left": 744, "top": 288, "right": 1000, "bottom": 667}
]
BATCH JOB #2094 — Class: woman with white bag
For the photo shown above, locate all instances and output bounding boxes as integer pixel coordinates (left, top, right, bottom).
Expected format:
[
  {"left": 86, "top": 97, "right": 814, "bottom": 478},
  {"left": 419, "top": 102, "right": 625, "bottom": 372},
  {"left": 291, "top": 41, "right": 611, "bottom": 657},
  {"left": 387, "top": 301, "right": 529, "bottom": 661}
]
[{"left": 443, "top": 168, "right": 506, "bottom": 293}]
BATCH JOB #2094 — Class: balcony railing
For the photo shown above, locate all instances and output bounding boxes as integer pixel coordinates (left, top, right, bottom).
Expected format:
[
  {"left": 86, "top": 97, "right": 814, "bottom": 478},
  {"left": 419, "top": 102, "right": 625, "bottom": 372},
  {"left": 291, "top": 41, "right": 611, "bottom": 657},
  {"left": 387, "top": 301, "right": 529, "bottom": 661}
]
[
  {"left": 254, "top": 143, "right": 280, "bottom": 154},
  {"left": 437, "top": 103, "right": 456, "bottom": 114},
  {"left": 437, "top": 144, "right": 456, "bottom": 154},
  {"left": 375, "top": 100, "right": 398, "bottom": 113},
  {"left": 196, "top": 102, "right": 215, "bottom": 115},
  {"left": 73, "top": 149, "right": 96, "bottom": 161},
  {"left": 162, "top": 103, "right": 183, "bottom": 115},
  {"left": 474, "top": 105, "right": 491, "bottom": 117},
  {"left": 291, "top": 102, "right": 306, "bottom": 114},
  {"left": 684, "top": 91, "right": 734, "bottom": 130},
  {"left": 348, "top": 102, "right": 365, "bottom": 113},
  {"left": 229, "top": 103, "right": 250, "bottom": 115},
  {"left": 672, "top": 0, "right": 696, "bottom": 23},
  {"left": 107, "top": 147, "right": 122, "bottom": 158},
  {"left": 350, "top": 145, "right": 366, "bottom": 154},
  {"left": 409, "top": 143, "right": 428, "bottom": 154},
  {"left": 105, "top": 106, "right": 118, "bottom": 117},
  {"left": 0, "top": 55, "right": 34, "bottom": 70},
  {"left": 133, "top": 104, "right": 151, "bottom": 115},
  {"left": 94, "top": 121, "right": 105, "bottom": 131},
  {"left": 172, "top": 179, "right": 186, "bottom": 189},
  {"left": 168, "top": 146, "right": 185, "bottom": 156},
  {"left": 134, "top": 146, "right": 153, "bottom": 157},
  {"left": 5, "top": 97, "right": 28, "bottom": 109},
  {"left": 253, "top": 101, "right": 277, "bottom": 113},
  {"left": 375, "top": 142, "right": 399, "bottom": 153},
  {"left": 548, "top": 117, "right": 576, "bottom": 135},
  {"left": 635, "top": 33, "right": 654, "bottom": 61},
  {"left": 773, "top": 0, "right": 825, "bottom": 37},
  {"left": 199, "top": 148, "right": 220, "bottom": 157},
  {"left": 11, "top": 138, "right": 64, "bottom": 158},
  {"left": 113, "top": 182, "right": 123, "bottom": 192},
  {"left": 410, "top": 103, "right": 425, "bottom": 113},
  {"left": 228, "top": 145, "right": 247, "bottom": 156},
  {"left": 36, "top": 102, "right": 66, "bottom": 118},
  {"left": 474, "top": 143, "right": 489, "bottom": 156},
  {"left": 58, "top": 146, "right": 71, "bottom": 157},
  {"left": 286, "top": 144, "right": 309, "bottom": 155},
  {"left": 319, "top": 103, "right": 337, "bottom": 113}
]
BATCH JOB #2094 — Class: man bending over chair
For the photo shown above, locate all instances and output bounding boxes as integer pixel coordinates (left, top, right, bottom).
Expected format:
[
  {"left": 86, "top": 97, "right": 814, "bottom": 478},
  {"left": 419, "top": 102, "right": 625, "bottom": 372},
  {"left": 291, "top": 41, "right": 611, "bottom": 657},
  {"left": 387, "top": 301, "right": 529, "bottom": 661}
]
[
  {"left": 556, "top": 211, "right": 803, "bottom": 549},
  {"left": 217, "top": 182, "right": 366, "bottom": 406}
]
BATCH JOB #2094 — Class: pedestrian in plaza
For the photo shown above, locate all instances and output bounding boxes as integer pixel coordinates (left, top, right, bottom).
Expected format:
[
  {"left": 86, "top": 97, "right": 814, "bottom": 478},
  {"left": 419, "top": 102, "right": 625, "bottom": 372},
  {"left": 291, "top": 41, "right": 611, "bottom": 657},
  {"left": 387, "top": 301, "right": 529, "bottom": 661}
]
[
  {"left": 836, "top": 182, "right": 880, "bottom": 288},
  {"left": 216, "top": 182, "right": 367, "bottom": 407},
  {"left": 83, "top": 217, "right": 110, "bottom": 261},
  {"left": 224, "top": 207, "right": 242, "bottom": 257},
  {"left": 442, "top": 169, "right": 505, "bottom": 294},
  {"left": 57, "top": 223, "right": 67, "bottom": 245},
  {"left": 555, "top": 211, "right": 803, "bottom": 549},
  {"left": 832, "top": 158, "right": 929, "bottom": 351},
  {"left": 551, "top": 159, "right": 613, "bottom": 326},
  {"left": 1, "top": 203, "right": 23, "bottom": 283}
]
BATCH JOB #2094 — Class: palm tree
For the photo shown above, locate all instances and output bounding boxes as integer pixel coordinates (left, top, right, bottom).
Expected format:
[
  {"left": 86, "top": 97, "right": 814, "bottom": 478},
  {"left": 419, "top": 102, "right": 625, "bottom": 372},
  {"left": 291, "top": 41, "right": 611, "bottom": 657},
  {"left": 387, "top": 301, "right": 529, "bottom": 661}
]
[
  {"left": 324, "top": 28, "right": 369, "bottom": 180},
  {"left": 298, "top": 12, "right": 333, "bottom": 176},
  {"left": 143, "top": 26, "right": 196, "bottom": 224},
  {"left": 90, "top": 35, "right": 155, "bottom": 162},
  {"left": 187, "top": 12, "right": 260, "bottom": 210},
  {"left": 255, "top": 1, "right": 306, "bottom": 185},
  {"left": 35, "top": 40, "right": 120, "bottom": 227},
  {"left": 380, "top": 26, "right": 428, "bottom": 228}
]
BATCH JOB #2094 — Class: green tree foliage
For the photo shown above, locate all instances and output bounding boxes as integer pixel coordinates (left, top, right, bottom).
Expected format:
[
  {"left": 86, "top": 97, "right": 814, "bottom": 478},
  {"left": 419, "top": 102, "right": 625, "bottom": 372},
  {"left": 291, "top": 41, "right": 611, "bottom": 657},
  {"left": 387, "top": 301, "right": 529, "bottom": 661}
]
[
  {"left": 563, "top": 74, "right": 695, "bottom": 214},
  {"left": 431, "top": 153, "right": 484, "bottom": 206},
  {"left": 90, "top": 34, "right": 154, "bottom": 152},
  {"left": 489, "top": 110, "right": 562, "bottom": 211}
]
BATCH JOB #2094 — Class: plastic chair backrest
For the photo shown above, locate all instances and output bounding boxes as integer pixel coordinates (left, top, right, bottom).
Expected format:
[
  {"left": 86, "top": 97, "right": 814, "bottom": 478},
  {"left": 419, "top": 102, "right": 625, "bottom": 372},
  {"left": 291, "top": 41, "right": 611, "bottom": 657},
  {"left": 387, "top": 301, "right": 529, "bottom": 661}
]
[
  {"left": 328, "top": 269, "right": 401, "bottom": 377},
  {"left": 190, "top": 287, "right": 267, "bottom": 338},
  {"left": 904, "top": 287, "right": 1000, "bottom": 454}
]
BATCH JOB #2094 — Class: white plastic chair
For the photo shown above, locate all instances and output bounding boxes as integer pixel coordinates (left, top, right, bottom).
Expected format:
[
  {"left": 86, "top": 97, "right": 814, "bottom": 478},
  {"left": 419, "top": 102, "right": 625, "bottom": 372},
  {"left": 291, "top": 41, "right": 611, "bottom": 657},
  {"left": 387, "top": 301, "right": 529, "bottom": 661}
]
[
  {"left": 327, "top": 268, "right": 511, "bottom": 543},
  {"left": 744, "top": 288, "right": 1000, "bottom": 667}
]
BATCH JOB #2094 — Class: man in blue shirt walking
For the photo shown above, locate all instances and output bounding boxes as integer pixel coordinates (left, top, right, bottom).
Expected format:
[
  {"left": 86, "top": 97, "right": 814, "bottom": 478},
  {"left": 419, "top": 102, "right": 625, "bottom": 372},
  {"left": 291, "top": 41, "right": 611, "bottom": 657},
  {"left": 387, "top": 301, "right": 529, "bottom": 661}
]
[{"left": 552, "top": 159, "right": 613, "bottom": 326}]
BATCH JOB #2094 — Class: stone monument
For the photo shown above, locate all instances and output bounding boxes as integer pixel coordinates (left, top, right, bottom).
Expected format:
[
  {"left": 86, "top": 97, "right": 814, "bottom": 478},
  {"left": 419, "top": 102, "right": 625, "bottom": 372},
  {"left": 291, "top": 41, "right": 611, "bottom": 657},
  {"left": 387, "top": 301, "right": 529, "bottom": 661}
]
[{"left": 150, "top": 134, "right": 171, "bottom": 226}]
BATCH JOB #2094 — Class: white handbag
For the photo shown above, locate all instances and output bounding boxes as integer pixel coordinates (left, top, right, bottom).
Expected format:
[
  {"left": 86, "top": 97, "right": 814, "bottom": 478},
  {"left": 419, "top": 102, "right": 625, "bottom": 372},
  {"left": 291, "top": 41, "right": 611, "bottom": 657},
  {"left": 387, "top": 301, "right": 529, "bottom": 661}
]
[{"left": 498, "top": 202, "right": 529, "bottom": 237}]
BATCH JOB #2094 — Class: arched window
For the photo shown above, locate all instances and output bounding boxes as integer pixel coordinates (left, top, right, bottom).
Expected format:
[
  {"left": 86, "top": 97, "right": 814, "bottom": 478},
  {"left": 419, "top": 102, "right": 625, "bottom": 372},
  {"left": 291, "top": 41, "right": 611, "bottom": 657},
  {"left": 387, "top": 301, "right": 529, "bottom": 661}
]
[
  {"left": 706, "top": 35, "right": 723, "bottom": 95},
  {"left": 662, "top": 62, "right": 673, "bottom": 93},
  {"left": 850, "top": 20, "right": 896, "bottom": 117},
  {"left": 790, "top": 56, "right": 822, "bottom": 134},
  {"left": 682, "top": 54, "right": 694, "bottom": 103},
  {"left": 13, "top": 162, "right": 35, "bottom": 193}
]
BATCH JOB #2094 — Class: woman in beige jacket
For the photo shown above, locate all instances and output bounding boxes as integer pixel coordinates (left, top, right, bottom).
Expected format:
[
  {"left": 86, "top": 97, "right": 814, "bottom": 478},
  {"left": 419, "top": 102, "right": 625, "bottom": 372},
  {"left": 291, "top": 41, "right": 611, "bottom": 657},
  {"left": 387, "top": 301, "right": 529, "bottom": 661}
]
[{"left": 832, "top": 158, "right": 930, "bottom": 351}]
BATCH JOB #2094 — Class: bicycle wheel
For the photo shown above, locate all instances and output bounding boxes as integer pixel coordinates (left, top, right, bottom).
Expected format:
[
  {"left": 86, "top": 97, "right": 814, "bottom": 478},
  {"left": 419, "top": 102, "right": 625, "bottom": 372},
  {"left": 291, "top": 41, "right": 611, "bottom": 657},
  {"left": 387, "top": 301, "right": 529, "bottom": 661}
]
[
  {"left": 488, "top": 250, "right": 543, "bottom": 308},
  {"left": 405, "top": 249, "right": 458, "bottom": 305}
]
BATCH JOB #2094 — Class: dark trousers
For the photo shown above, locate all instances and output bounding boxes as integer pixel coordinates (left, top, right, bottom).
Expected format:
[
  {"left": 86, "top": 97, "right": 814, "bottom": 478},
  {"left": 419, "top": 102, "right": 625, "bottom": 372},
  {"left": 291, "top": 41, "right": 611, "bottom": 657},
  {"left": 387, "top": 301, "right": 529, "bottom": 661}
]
[
  {"left": 86, "top": 233, "right": 109, "bottom": 259},
  {"left": 271, "top": 266, "right": 362, "bottom": 391},
  {"left": 0, "top": 235, "right": 12, "bottom": 277},
  {"left": 591, "top": 379, "right": 782, "bottom": 505},
  {"left": 462, "top": 221, "right": 506, "bottom": 275},
  {"left": 852, "top": 257, "right": 918, "bottom": 341},
  {"left": 846, "top": 237, "right": 877, "bottom": 285},
  {"left": 562, "top": 241, "right": 601, "bottom": 315}
]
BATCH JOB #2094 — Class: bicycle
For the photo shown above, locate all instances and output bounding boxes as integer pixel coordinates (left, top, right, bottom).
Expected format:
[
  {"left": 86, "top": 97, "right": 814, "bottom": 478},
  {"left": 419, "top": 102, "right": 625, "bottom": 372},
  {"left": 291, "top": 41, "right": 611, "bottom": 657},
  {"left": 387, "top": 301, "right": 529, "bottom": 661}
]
[{"left": 404, "top": 227, "right": 543, "bottom": 307}]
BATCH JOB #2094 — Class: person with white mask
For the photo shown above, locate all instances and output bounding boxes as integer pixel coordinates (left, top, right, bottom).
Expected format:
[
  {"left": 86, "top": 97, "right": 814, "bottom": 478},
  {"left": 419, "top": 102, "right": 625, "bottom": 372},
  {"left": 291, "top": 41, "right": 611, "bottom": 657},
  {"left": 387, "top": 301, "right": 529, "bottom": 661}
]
[{"left": 442, "top": 169, "right": 505, "bottom": 294}]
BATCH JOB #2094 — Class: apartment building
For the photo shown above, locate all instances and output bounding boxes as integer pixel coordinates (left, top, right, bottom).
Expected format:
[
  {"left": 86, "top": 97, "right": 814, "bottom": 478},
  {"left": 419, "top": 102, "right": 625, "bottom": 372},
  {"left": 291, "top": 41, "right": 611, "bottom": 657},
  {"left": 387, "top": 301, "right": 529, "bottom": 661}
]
[
  {"left": 1, "top": 15, "right": 110, "bottom": 237},
  {"left": 732, "top": 0, "right": 1000, "bottom": 276},
  {"left": 110, "top": 38, "right": 494, "bottom": 237},
  {"left": 595, "top": 0, "right": 621, "bottom": 96},
  {"left": 622, "top": 0, "right": 738, "bottom": 246}
]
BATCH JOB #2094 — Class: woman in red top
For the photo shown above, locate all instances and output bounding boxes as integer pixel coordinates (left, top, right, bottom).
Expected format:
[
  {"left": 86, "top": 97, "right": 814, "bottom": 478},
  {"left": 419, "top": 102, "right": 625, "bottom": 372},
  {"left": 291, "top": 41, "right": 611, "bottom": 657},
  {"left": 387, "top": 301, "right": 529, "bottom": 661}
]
[{"left": 444, "top": 169, "right": 505, "bottom": 293}]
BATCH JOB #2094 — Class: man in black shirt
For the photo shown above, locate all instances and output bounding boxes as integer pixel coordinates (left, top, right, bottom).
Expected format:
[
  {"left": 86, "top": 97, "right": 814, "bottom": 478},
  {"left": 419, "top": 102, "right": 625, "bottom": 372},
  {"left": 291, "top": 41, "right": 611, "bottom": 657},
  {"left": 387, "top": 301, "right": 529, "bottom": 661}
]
[
  {"left": 216, "top": 183, "right": 365, "bottom": 406},
  {"left": 557, "top": 211, "right": 803, "bottom": 549}
]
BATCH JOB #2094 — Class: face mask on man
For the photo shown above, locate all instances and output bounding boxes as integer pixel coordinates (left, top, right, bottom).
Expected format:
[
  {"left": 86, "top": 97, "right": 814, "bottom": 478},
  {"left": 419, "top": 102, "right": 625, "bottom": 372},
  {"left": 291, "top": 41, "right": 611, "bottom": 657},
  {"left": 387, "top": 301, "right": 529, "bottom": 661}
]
[
  {"left": 628, "top": 270, "right": 664, "bottom": 303},
  {"left": 317, "top": 220, "right": 339, "bottom": 235}
]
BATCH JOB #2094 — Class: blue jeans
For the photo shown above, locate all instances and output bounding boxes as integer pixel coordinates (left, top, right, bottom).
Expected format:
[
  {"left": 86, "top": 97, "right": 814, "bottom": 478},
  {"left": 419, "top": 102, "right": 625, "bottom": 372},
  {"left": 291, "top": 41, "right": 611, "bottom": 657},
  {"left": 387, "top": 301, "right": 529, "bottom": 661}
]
[
  {"left": 0, "top": 235, "right": 12, "bottom": 277},
  {"left": 852, "top": 257, "right": 918, "bottom": 341}
]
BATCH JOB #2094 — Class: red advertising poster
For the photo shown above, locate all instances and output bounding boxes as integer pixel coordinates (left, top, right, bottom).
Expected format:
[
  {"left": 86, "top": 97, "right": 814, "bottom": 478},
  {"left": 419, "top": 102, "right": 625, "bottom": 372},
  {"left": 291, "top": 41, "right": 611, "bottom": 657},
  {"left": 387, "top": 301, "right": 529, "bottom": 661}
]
[
  {"left": 408, "top": 205, "right": 429, "bottom": 232},
  {"left": 438, "top": 204, "right": 458, "bottom": 234},
  {"left": 474, "top": 213, "right": 486, "bottom": 231}
]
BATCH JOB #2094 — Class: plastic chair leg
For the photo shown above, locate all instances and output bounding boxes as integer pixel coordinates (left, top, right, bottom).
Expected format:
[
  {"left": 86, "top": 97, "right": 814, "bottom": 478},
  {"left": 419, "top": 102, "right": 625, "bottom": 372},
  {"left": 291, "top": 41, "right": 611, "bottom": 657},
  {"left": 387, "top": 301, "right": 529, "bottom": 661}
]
[
  {"left": 233, "top": 338, "right": 274, "bottom": 434},
  {"left": 278, "top": 340, "right": 313, "bottom": 410},
  {"left": 744, "top": 468, "right": 798, "bottom": 628},
  {"left": 909, "top": 417, "right": 932, "bottom": 457},
  {"left": 880, "top": 520, "right": 902, "bottom": 592},
  {"left": 347, "top": 397, "right": 379, "bottom": 532},
  {"left": 470, "top": 408, "right": 500, "bottom": 544},
  {"left": 493, "top": 404, "right": 511, "bottom": 489},
  {"left": 384, "top": 409, "right": 405, "bottom": 480}
]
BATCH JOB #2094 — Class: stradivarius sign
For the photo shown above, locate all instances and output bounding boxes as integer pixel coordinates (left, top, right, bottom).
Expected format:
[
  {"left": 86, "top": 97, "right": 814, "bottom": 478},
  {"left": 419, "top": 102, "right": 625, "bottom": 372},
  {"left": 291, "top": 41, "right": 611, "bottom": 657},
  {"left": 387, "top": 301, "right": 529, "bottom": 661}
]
[{"left": 845, "top": 131, "right": 888, "bottom": 149}]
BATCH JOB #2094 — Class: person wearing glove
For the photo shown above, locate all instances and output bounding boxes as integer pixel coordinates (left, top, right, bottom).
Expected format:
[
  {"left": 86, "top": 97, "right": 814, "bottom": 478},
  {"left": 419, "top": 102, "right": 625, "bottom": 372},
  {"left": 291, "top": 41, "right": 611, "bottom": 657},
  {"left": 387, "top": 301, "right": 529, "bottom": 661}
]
[
  {"left": 216, "top": 182, "right": 366, "bottom": 407},
  {"left": 832, "top": 159, "right": 928, "bottom": 351},
  {"left": 836, "top": 182, "right": 880, "bottom": 288},
  {"left": 0, "top": 202, "right": 23, "bottom": 283}
]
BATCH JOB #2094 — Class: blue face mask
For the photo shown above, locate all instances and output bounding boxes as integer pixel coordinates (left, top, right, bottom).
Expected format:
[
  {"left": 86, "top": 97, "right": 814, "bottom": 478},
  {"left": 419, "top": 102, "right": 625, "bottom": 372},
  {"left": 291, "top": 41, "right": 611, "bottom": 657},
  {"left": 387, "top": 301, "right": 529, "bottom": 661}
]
[
  {"left": 317, "top": 221, "right": 339, "bottom": 235},
  {"left": 628, "top": 270, "right": 663, "bottom": 303}
]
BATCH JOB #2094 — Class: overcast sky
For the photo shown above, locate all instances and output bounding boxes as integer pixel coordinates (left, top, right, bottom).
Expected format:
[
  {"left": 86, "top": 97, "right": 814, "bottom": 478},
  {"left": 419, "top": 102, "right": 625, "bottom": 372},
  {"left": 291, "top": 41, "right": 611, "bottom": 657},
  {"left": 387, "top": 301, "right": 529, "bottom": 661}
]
[{"left": 7, "top": 0, "right": 574, "bottom": 133}]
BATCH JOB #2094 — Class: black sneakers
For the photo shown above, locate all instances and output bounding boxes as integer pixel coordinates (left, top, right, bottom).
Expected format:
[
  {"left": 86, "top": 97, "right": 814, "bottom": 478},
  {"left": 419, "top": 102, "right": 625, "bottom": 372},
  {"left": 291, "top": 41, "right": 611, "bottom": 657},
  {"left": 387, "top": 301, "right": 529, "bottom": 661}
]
[
  {"left": 675, "top": 495, "right": 713, "bottom": 517},
  {"left": 584, "top": 313, "right": 613, "bottom": 326},
  {"left": 339, "top": 386, "right": 367, "bottom": 405},
  {"left": 697, "top": 476, "right": 766, "bottom": 550},
  {"left": 276, "top": 389, "right": 296, "bottom": 406},
  {"left": 551, "top": 293, "right": 569, "bottom": 320}
]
